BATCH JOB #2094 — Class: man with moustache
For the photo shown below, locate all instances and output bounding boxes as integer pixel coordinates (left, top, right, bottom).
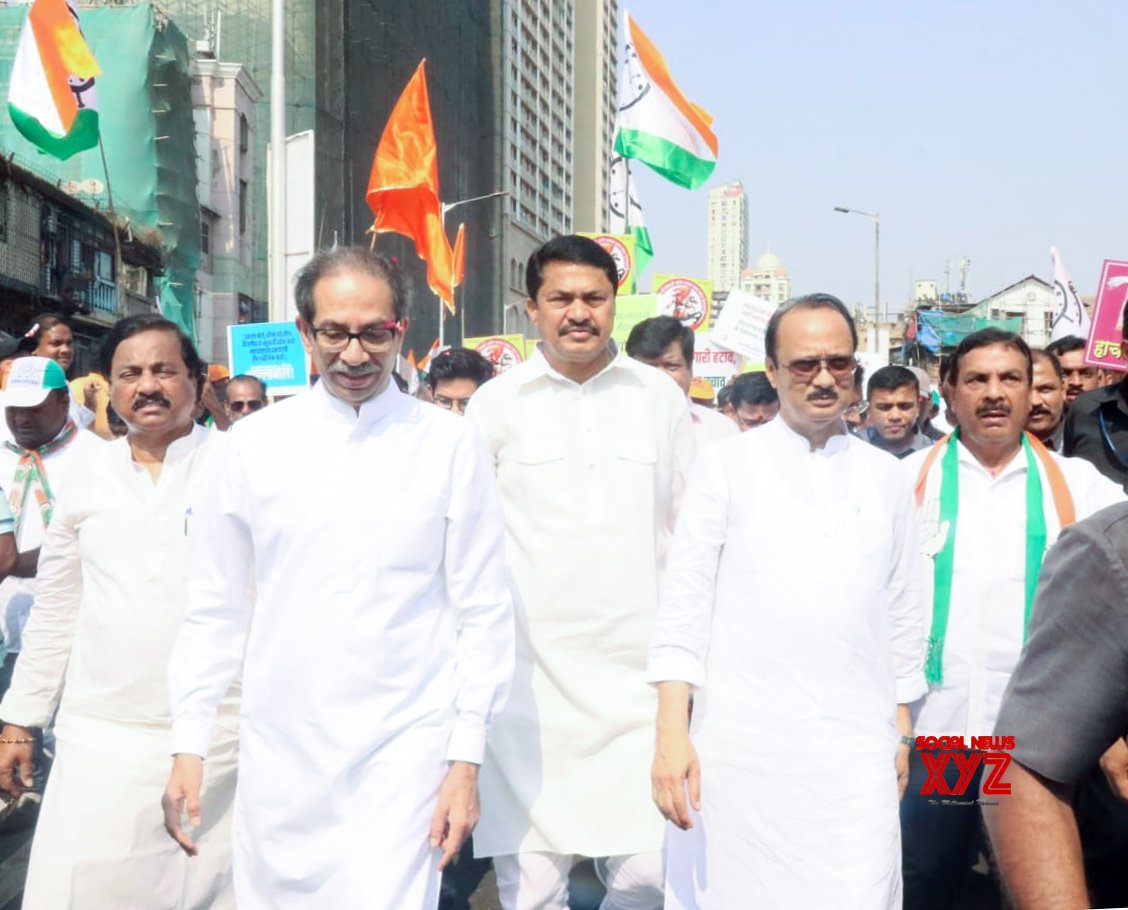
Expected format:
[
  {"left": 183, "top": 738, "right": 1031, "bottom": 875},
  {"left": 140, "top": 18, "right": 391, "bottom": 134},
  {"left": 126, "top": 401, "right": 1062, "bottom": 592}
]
[
  {"left": 1045, "top": 335, "right": 1100, "bottom": 404},
  {"left": 1025, "top": 350, "right": 1067, "bottom": 451},
  {"left": 650, "top": 293, "right": 924, "bottom": 908},
  {"left": 901, "top": 329, "right": 1123, "bottom": 909},
  {"left": 163, "top": 247, "right": 513, "bottom": 909},
  {"left": 0, "top": 315, "right": 240, "bottom": 908},
  {"left": 467, "top": 235, "right": 694, "bottom": 910}
]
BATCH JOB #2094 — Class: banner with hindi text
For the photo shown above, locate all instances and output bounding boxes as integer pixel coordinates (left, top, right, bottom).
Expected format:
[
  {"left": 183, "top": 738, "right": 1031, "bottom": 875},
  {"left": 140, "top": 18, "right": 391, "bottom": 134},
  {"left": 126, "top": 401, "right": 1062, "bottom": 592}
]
[{"left": 1085, "top": 259, "right": 1128, "bottom": 372}]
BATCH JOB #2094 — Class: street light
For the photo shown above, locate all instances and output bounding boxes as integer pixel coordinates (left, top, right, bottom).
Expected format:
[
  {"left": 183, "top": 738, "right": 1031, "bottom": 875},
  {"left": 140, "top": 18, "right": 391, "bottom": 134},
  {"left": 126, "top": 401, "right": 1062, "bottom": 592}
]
[
  {"left": 833, "top": 206, "right": 880, "bottom": 323},
  {"left": 438, "top": 190, "right": 509, "bottom": 344}
]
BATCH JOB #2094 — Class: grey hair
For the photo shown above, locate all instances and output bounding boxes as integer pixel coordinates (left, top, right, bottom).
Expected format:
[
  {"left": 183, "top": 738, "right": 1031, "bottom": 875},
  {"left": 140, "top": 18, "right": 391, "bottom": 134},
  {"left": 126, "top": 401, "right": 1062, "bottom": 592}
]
[{"left": 293, "top": 246, "right": 410, "bottom": 322}]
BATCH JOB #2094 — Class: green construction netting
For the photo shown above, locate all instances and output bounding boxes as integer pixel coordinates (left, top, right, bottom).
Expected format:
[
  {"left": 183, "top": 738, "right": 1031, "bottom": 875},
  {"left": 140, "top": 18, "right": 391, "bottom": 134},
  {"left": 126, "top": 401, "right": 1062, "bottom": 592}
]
[{"left": 0, "top": 4, "right": 199, "bottom": 338}]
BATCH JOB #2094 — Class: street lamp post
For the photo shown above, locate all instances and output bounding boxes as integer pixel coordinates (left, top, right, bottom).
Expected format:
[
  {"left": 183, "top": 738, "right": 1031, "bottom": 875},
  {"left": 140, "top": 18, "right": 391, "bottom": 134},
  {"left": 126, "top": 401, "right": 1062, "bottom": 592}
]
[
  {"left": 833, "top": 206, "right": 880, "bottom": 324},
  {"left": 438, "top": 190, "right": 508, "bottom": 345}
]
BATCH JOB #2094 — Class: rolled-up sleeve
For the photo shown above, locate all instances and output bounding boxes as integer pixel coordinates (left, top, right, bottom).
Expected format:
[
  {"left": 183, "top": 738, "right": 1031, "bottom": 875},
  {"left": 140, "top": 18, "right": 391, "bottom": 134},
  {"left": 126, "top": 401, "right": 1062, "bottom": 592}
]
[
  {"left": 648, "top": 444, "right": 729, "bottom": 689},
  {"left": 994, "top": 504, "right": 1128, "bottom": 784}
]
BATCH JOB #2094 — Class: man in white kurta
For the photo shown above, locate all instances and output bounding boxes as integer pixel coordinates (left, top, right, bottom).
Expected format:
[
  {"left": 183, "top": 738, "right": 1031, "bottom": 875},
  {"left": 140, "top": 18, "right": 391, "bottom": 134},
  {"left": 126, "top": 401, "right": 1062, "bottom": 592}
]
[
  {"left": 0, "top": 316, "right": 239, "bottom": 909},
  {"left": 468, "top": 236, "right": 694, "bottom": 910},
  {"left": 900, "top": 329, "right": 1124, "bottom": 909},
  {"left": 649, "top": 295, "right": 925, "bottom": 909},
  {"left": 164, "top": 247, "right": 513, "bottom": 910}
]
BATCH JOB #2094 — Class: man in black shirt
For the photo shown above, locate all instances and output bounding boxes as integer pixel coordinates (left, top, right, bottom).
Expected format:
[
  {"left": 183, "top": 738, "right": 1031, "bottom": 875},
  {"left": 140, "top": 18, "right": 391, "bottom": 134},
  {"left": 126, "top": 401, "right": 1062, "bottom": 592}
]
[{"left": 1064, "top": 299, "right": 1128, "bottom": 487}]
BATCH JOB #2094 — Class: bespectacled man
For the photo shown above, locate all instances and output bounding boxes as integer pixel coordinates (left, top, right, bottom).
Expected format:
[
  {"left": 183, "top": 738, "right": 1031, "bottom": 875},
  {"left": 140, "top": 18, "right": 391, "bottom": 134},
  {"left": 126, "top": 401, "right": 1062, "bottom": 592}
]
[
  {"left": 426, "top": 348, "right": 495, "bottom": 415},
  {"left": 162, "top": 247, "right": 514, "bottom": 909}
]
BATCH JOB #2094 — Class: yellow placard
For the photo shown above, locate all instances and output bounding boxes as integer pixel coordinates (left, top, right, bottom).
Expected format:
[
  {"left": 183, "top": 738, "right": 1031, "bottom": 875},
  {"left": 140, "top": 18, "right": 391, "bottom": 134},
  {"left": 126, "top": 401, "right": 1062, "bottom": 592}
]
[
  {"left": 579, "top": 232, "right": 637, "bottom": 293},
  {"left": 610, "top": 294, "right": 660, "bottom": 344},
  {"left": 464, "top": 335, "right": 527, "bottom": 373},
  {"left": 652, "top": 274, "right": 713, "bottom": 333}
]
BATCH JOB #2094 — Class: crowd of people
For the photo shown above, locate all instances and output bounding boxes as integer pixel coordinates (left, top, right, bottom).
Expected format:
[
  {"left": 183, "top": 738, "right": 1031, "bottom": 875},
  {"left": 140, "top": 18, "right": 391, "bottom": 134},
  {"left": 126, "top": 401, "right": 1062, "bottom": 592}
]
[{"left": 0, "top": 234, "right": 1124, "bottom": 909}]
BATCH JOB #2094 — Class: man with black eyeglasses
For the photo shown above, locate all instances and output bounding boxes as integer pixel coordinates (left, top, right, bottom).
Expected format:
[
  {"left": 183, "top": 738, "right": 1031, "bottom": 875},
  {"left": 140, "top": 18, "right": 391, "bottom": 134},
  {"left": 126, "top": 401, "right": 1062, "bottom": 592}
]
[
  {"left": 221, "top": 374, "right": 268, "bottom": 424},
  {"left": 650, "top": 293, "right": 924, "bottom": 908},
  {"left": 1064, "top": 300, "right": 1128, "bottom": 489},
  {"left": 425, "top": 347, "right": 495, "bottom": 415},
  {"left": 162, "top": 246, "right": 514, "bottom": 910}
]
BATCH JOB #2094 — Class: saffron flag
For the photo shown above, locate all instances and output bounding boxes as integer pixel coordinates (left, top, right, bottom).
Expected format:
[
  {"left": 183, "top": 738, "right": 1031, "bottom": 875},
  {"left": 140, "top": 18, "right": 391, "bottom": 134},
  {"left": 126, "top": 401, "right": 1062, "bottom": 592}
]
[
  {"left": 608, "top": 151, "right": 653, "bottom": 274},
  {"left": 7, "top": 0, "right": 100, "bottom": 161},
  {"left": 365, "top": 60, "right": 454, "bottom": 309},
  {"left": 1049, "top": 246, "right": 1092, "bottom": 343},
  {"left": 452, "top": 222, "right": 466, "bottom": 293},
  {"left": 613, "top": 12, "right": 717, "bottom": 190}
]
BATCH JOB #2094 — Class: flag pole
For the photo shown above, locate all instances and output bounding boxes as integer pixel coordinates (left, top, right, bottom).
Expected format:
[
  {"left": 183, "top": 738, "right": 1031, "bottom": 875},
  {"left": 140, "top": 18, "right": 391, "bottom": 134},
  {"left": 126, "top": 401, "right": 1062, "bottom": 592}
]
[
  {"left": 97, "top": 135, "right": 125, "bottom": 314},
  {"left": 268, "top": 0, "right": 287, "bottom": 323}
]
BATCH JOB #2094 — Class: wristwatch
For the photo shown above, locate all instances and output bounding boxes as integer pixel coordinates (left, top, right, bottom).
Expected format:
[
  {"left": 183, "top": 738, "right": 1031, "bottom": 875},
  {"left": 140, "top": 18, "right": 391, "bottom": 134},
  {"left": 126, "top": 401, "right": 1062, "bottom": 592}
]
[{"left": 899, "top": 734, "right": 914, "bottom": 748}]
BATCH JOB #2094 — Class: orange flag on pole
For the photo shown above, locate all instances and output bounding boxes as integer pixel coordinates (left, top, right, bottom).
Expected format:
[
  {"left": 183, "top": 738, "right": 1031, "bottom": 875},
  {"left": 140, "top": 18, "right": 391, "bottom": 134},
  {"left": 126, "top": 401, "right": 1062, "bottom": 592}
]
[
  {"left": 452, "top": 222, "right": 466, "bottom": 292},
  {"left": 365, "top": 60, "right": 454, "bottom": 309}
]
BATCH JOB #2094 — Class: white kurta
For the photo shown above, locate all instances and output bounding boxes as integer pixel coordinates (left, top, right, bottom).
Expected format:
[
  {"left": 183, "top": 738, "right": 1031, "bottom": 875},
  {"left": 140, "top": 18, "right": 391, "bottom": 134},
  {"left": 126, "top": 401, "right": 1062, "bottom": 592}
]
[
  {"left": 0, "top": 426, "right": 104, "bottom": 655},
  {"left": 467, "top": 346, "right": 695, "bottom": 858},
  {"left": 688, "top": 402, "right": 737, "bottom": 451},
  {"left": 167, "top": 381, "right": 514, "bottom": 910},
  {"left": 649, "top": 418, "right": 926, "bottom": 910},
  {"left": 903, "top": 441, "right": 1125, "bottom": 739},
  {"left": 0, "top": 425, "right": 239, "bottom": 910}
]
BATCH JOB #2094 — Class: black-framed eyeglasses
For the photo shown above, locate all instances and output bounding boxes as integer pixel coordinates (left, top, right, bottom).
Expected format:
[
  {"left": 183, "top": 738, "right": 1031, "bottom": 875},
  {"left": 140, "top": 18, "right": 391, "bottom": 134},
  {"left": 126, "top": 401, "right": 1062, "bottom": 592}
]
[
  {"left": 780, "top": 355, "right": 857, "bottom": 382},
  {"left": 228, "top": 399, "right": 264, "bottom": 413},
  {"left": 311, "top": 321, "right": 401, "bottom": 353},
  {"left": 433, "top": 394, "right": 473, "bottom": 414}
]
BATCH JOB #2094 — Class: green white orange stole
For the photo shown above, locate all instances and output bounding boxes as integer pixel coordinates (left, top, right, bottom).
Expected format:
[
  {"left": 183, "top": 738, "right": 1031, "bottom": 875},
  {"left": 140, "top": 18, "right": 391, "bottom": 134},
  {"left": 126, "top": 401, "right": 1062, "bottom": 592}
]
[
  {"left": 913, "top": 429, "right": 1075, "bottom": 685},
  {"left": 5, "top": 420, "right": 78, "bottom": 535}
]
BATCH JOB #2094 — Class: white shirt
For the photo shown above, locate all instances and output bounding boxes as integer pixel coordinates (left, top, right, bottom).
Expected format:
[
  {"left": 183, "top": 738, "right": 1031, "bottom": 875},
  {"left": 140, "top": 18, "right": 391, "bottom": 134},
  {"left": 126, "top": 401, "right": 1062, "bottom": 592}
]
[
  {"left": 0, "top": 425, "right": 229, "bottom": 732},
  {"left": 904, "top": 441, "right": 1125, "bottom": 739},
  {"left": 167, "top": 381, "right": 514, "bottom": 907},
  {"left": 689, "top": 400, "right": 738, "bottom": 451},
  {"left": 649, "top": 417, "right": 924, "bottom": 909},
  {"left": 467, "top": 344, "right": 695, "bottom": 857},
  {"left": 169, "top": 381, "right": 514, "bottom": 763},
  {"left": 0, "top": 425, "right": 103, "bottom": 654}
]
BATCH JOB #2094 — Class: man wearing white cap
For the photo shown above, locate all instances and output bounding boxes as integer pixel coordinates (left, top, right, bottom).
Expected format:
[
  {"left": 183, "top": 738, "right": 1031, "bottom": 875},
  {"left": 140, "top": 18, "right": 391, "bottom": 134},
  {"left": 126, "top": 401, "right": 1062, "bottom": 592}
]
[{"left": 0, "top": 357, "right": 102, "bottom": 824}]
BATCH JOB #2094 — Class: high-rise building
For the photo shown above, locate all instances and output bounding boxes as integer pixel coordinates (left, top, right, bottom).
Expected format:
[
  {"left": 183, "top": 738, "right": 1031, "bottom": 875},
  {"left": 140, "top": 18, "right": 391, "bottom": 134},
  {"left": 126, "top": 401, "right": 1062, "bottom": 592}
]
[
  {"left": 707, "top": 180, "right": 748, "bottom": 292},
  {"left": 739, "top": 249, "right": 790, "bottom": 305},
  {"left": 572, "top": 0, "right": 619, "bottom": 236}
]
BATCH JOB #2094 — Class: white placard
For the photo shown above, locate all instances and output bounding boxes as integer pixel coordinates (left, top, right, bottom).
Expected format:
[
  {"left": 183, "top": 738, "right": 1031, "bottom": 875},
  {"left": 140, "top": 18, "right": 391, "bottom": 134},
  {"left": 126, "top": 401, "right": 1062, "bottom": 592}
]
[{"left": 710, "top": 289, "right": 777, "bottom": 363}]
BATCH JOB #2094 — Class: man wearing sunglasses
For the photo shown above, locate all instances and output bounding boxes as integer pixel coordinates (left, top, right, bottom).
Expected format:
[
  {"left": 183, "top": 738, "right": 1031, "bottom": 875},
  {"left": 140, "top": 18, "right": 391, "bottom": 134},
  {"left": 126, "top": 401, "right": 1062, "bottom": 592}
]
[
  {"left": 222, "top": 374, "right": 267, "bottom": 424},
  {"left": 162, "top": 247, "right": 514, "bottom": 910},
  {"left": 650, "top": 293, "right": 925, "bottom": 909}
]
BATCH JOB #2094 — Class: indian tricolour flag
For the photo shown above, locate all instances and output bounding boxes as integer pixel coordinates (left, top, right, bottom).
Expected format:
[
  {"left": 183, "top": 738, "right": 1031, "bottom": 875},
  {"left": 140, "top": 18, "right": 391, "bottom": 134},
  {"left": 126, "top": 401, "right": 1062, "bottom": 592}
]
[
  {"left": 8, "top": 0, "right": 100, "bottom": 161},
  {"left": 613, "top": 12, "right": 717, "bottom": 190},
  {"left": 608, "top": 151, "right": 653, "bottom": 274}
]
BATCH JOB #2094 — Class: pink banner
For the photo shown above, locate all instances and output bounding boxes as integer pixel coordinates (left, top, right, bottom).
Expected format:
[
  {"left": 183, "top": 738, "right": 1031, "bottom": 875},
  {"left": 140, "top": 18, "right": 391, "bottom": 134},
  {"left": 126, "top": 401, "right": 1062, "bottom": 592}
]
[{"left": 1085, "top": 259, "right": 1128, "bottom": 372}]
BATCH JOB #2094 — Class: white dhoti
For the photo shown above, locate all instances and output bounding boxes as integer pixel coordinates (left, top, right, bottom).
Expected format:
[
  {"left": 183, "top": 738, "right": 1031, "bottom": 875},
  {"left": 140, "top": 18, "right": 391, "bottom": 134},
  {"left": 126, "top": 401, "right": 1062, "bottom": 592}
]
[{"left": 23, "top": 717, "right": 238, "bottom": 910}]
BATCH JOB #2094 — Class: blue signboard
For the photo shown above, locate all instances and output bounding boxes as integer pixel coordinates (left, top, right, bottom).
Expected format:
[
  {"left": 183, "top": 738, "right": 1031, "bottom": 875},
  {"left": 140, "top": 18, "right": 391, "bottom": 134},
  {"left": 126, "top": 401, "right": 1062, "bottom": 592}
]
[{"left": 227, "top": 321, "right": 310, "bottom": 395}]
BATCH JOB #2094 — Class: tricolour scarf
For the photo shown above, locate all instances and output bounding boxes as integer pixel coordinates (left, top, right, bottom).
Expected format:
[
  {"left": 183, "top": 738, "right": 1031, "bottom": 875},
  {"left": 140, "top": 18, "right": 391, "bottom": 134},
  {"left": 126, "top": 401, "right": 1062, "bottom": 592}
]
[
  {"left": 913, "top": 429, "right": 1075, "bottom": 686},
  {"left": 6, "top": 419, "right": 78, "bottom": 535}
]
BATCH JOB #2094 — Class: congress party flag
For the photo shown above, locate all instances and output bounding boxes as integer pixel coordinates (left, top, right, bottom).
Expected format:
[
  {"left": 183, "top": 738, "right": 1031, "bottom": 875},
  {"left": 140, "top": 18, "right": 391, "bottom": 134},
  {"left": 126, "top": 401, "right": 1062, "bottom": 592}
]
[
  {"left": 366, "top": 60, "right": 454, "bottom": 309},
  {"left": 608, "top": 152, "right": 653, "bottom": 275},
  {"left": 7, "top": 0, "right": 100, "bottom": 161},
  {"left": 1049, "top": 246, "right": 1091, "bottom": 343},
  {"left": 613, "top": 12, "right": 718, "bottom": 190}
]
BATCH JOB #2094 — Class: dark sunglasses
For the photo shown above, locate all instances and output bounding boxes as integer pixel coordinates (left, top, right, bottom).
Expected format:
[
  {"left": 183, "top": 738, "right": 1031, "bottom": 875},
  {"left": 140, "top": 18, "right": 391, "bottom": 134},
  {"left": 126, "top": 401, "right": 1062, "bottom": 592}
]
[{"left": 228, "top": 399, "right": 264, "bottom": 413}]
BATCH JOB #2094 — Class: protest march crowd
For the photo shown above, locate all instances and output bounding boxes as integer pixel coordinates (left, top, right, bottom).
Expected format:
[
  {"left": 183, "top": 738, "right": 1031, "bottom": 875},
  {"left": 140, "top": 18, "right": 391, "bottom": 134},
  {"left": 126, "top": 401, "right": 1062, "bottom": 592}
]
[{"left": 0, "top": 234, "right": 1126, "bottom": 909}]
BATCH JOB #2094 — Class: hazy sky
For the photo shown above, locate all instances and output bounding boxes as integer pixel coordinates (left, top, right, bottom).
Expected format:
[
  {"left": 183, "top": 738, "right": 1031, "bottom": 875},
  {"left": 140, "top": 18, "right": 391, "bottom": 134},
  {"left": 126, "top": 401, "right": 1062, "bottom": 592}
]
[{"left": 628, "top": 0, "right": 1128, "bottom": 313}]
